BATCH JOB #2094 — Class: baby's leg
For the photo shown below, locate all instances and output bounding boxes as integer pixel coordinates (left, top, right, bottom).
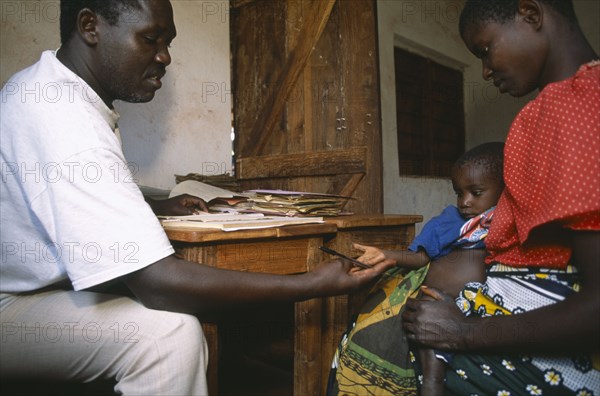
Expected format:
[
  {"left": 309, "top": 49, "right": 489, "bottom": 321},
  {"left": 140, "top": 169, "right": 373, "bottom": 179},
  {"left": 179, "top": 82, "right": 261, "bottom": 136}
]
[
  {"left": 424, "top": 248, "right": 487, "bottom": 298},
  {"left": 418, "top": 348, "right": 446, "bottom": 395},
  {"left": 416, "top": 249, "right": 486, "bottom": 394}
]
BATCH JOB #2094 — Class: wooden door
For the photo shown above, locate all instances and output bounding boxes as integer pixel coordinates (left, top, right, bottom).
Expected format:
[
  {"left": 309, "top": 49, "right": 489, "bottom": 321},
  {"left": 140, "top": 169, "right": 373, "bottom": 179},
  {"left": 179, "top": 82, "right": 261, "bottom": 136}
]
[{"left": 231, "top": 0, "right": 382, "bottom": 215}]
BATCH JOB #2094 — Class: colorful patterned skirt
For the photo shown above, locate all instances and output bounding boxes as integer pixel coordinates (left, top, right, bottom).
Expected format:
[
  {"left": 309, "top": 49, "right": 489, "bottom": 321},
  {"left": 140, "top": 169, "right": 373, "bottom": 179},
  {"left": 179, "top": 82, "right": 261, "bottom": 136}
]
[
  {"left": 328, "top": 263, "right": 600, "bottom": 395},
  {"left": 444, "top": 263, "right": 600, "bottom": 396},
  {"left": 327, "top": 265, "right": 428, "bottom": 395}
]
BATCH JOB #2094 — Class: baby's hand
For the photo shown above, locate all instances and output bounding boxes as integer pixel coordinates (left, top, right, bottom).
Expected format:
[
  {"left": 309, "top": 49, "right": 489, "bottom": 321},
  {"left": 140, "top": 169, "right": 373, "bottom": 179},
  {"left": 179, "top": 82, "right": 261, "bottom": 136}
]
[{"left": 353, "top": 243, "right": 396, "bottom": 266}]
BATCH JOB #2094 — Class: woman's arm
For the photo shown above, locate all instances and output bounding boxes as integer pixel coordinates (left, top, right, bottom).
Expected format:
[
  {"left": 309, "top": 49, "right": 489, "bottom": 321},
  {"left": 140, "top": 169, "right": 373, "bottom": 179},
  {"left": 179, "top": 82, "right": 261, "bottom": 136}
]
[{"left": 402, "top": 230, "right": 600, "bottom": 354}]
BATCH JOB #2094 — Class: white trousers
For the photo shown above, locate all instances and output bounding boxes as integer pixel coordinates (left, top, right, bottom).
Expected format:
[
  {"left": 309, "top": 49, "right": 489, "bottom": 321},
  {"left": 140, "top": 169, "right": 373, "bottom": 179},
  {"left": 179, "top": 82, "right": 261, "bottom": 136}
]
[{"left": 0, "top": 289, "right": 209, "bottom": 396}]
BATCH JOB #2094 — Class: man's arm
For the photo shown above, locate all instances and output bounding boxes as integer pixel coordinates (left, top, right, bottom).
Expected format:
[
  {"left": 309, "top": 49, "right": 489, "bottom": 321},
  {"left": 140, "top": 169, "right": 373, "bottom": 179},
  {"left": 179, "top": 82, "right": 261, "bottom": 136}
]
[
  {"left": 123, "top": 254, "right": 394, "bottom": 318},
  {"left": 402, "top": 230, "right": 600, "bottom": 354}
]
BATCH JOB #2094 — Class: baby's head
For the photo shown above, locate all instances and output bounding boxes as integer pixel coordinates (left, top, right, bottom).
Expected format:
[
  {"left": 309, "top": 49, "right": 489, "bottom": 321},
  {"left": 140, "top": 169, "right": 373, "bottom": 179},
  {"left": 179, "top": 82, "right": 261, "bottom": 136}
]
[{"left": 452, "top": 142, "right": 505, "bottom": 219}]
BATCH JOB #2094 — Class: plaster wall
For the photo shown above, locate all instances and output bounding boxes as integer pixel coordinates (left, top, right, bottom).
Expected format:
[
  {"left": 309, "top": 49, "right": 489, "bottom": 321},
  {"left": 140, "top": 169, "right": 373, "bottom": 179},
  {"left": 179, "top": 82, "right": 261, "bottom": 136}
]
[
  {"left": 0, "top": 0, "right": 232, "bottom": 190},
  {"left": 2, "top": 0, "right": 598, "bottom": 211}
]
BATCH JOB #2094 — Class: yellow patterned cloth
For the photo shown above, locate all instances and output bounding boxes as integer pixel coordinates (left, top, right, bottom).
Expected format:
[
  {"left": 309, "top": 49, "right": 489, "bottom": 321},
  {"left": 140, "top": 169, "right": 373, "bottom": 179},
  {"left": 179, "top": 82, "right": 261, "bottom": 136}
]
[{"left": 328, "top": 265, "right": 429, "bottom": 395}]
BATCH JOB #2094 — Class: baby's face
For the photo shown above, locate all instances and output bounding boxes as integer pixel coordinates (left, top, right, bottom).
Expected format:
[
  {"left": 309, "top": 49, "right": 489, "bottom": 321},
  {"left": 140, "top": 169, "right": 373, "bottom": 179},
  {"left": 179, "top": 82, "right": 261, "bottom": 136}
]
[{"left": 452, "top": 164, "right": 504, "bottom": 219}]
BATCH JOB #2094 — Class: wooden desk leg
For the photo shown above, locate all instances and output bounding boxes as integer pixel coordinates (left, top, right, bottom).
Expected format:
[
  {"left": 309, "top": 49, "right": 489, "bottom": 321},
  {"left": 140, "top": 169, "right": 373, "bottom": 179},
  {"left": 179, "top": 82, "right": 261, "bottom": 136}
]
[
  {"left": 321, "top": 294, "right": 349, "bottom": 394},
  {"left": 201, "top": 323, "right": 219, "bottom": 395},
  {"left": 294, "top": 237, "right": 324, "bottom": 396},
  {"left": 179, "top": 245, "right": 220, "bottom": 395},
  {"left": 294, "top": 298, "right": 323, "bottom": 396}
]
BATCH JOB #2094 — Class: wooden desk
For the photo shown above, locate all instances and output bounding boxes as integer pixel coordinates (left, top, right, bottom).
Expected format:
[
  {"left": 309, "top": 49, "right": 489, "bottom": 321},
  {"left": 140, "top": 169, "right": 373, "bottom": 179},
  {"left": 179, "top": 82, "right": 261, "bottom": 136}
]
[
  {"left": 164, "top": 214, "right": 421, "bottom": 396},
  {"left": 165, "top": 222, "right": 337, "bottom": 396}
]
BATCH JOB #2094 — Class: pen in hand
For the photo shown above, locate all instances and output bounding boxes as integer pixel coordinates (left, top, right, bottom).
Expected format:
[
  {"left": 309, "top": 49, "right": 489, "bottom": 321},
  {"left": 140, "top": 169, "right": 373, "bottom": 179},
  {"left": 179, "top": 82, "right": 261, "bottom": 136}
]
[{"left": 319, "top": 246, "right": 373, "bottom": 269}]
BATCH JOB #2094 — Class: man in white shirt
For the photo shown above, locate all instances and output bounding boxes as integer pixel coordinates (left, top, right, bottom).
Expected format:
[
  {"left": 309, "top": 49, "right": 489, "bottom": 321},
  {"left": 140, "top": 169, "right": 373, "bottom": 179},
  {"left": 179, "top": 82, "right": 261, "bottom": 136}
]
[{"left": 0, "top": 1, "right": 394, "bottom": 394}]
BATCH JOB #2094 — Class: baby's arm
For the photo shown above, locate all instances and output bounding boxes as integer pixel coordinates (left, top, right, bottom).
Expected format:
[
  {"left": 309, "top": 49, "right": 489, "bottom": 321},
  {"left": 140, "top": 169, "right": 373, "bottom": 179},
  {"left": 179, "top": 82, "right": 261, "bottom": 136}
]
[{"left": 353, "top": 243, "right": 430, "bottom": 269}]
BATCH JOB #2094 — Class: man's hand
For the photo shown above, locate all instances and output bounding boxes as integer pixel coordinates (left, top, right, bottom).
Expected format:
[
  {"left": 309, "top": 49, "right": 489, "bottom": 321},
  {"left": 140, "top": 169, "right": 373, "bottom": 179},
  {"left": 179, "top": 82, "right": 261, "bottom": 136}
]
[
  {"left": 306, "top": 257, "right": 397, "bottom": 297},
  {"left": 146, "top": 194, "right": 208, "bottom": 216}
]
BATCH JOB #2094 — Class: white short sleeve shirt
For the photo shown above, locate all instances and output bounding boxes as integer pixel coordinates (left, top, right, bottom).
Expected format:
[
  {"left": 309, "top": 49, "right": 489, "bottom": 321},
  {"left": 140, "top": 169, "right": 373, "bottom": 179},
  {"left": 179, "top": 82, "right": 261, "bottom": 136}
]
[{"left": 1, "top": 51, "right": 174, "bottom": 292}]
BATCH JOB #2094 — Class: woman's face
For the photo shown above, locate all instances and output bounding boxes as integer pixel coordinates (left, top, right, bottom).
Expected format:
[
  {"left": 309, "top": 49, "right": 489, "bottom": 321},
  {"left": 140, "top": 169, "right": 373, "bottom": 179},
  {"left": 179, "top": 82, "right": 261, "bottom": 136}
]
[{"left": 461, "top": 18, "right": 548, "bottom": 97}]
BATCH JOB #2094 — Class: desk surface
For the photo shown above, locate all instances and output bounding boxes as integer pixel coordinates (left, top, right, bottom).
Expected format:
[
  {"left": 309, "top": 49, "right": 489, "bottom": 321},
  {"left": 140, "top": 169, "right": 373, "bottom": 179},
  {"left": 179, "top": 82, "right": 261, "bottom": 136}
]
[
  {"left": 164, "top": 222, "right": 336, "bottom": 243},
  {"left": 164, "top": 214, "right": 422, "bottom": 243}
]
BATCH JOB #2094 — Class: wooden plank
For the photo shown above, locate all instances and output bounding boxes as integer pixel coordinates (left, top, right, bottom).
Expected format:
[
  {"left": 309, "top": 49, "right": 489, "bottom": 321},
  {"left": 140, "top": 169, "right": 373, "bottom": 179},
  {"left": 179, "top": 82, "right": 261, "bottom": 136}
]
[
  {"left": 336, "top": 0, "right": 383, "bottom": 215},
  {"left": 325, "top": 214, "right": 423, "bottom": 229},
  {"left": 286, "top": 1, "right": 309, "bottom": 156},
  {"left": 338, "top": 173, "right": 365, "bottom": 199},
  {"left": 165, "top": 223, "right": 337, "bottom": 243},
  {"left": 177, "top": 245, "right": 220, "bottom": 395},
  {"left": 294, "top": 237, "right": 324, "bottom": 395},
  {"left": 215, "top": 239, "right": 310, "bottom": 274},
  {"left": 237, "top": 147, "right": 367, "bottom": 180},
  {"left": 231, "top": 0, "right": 287, "bottom": 158},
  {"left": 201, "top": 323, "right": 219, "bottom": 396},
  {"left": 247, "top": 0, "right": 337, "bottom": 157},
  {"left": 231, "top": 0, "right": 254, "bottom": 9}
]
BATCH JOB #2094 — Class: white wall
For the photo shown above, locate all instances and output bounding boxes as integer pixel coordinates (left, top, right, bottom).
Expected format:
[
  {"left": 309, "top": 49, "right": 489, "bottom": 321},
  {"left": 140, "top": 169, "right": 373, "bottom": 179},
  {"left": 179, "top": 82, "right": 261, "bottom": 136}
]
[
  {"left": 0, "top": 0, "right": 232, "bottom": 190},
  {"left": 3, "top": 0, "right": 597, "bottom": 206},
  {"left": 377, "top": 0, "right": 600, "bottom": 232}
]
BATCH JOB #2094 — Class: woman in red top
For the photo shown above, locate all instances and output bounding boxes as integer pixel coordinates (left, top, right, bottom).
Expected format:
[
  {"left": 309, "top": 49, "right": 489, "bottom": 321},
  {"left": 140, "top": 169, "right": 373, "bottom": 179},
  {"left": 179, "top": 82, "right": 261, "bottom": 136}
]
[{"left": 402, "top": 0, "right": 600, "bottom": 394}]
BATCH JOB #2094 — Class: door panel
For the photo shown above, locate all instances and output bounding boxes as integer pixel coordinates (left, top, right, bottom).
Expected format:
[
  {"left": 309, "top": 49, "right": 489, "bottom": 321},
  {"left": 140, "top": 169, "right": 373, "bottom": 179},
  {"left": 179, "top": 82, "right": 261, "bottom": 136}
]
[{"left": 231, "top": 0, "right": 382, "bottom": 214}]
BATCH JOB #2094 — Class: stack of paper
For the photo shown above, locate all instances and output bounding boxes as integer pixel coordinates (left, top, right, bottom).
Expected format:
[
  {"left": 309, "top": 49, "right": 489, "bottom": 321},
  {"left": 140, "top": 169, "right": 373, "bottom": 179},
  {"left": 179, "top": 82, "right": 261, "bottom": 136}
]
[
  {"left": 167, "top": 181, "right": 351, "bottom": 217},
  {"left": 245, "top": 190, "right": 351, "bottom": 217},
  {"left": 160, "top": 213, "right": 324, "bottom": 231}
]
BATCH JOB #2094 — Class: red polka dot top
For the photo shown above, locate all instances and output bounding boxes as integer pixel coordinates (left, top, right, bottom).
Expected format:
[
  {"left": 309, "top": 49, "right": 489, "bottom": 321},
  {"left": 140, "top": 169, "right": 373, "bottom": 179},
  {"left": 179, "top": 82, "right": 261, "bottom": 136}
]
[{"left": 486, "top": 61, "right": 600, "bottom": 268}]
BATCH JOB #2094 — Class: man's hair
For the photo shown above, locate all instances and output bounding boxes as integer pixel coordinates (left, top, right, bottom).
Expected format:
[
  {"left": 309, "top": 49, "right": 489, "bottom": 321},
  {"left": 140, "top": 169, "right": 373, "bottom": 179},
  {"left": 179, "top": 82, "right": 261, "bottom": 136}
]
[
  {"left": 459, "top": 0, "right": 578, "bottom": 35},
  {"left": 60, "top": 0, "right": 142, "bottom": 44},
  {"left": 453, "top": 142, "right": 505, "bottom": 185}
]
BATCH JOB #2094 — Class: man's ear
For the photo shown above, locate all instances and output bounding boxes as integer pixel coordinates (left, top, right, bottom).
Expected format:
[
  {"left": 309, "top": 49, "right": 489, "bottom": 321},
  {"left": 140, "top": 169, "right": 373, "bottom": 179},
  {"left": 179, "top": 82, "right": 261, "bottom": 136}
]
[
  {"left": 77, "top": 9, "right": 100, "bottom": 46},
  {"left": 518, "top": 0, "right": 543, "bottom": 30}
]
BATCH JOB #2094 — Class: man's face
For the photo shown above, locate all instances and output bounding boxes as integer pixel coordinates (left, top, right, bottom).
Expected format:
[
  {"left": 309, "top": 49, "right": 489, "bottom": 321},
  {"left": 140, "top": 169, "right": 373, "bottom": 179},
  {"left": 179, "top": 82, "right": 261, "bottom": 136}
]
[
  {"left": 461, "top": 18, "right": 547, "bottom": 97},
  {"left": 94, "top": 0, "right": 176, "bottom": 104}
]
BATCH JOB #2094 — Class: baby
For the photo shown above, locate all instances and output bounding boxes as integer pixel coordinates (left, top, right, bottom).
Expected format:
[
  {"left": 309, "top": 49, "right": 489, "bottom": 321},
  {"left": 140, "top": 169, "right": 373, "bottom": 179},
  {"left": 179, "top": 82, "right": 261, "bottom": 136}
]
[
  {"left": 357, "top": 141, "right": 503, "bottom": 278},
  {"left": 353, "top": 141, "right": 505, "bottom": 394}
]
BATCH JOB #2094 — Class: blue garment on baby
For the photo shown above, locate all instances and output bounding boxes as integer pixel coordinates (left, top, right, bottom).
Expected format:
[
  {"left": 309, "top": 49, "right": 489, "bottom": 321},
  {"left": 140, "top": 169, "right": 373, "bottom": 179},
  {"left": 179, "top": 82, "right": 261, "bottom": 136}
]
[{"left": 408, "top": 205, "right": 465, "bottom": 260}]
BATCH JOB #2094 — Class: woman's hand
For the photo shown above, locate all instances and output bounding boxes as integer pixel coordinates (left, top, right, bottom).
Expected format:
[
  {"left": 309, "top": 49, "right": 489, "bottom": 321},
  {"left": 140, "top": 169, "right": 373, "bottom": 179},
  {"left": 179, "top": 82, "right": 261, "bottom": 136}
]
[
  {"left": 402, "top": 286, "right": 475, "bottom": 351},
  {"left": 353, "top": 242, "right": 397, "bottom": 267},
  {"left": 147, "top": 194, "right": 208, "bottom": 216}
]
